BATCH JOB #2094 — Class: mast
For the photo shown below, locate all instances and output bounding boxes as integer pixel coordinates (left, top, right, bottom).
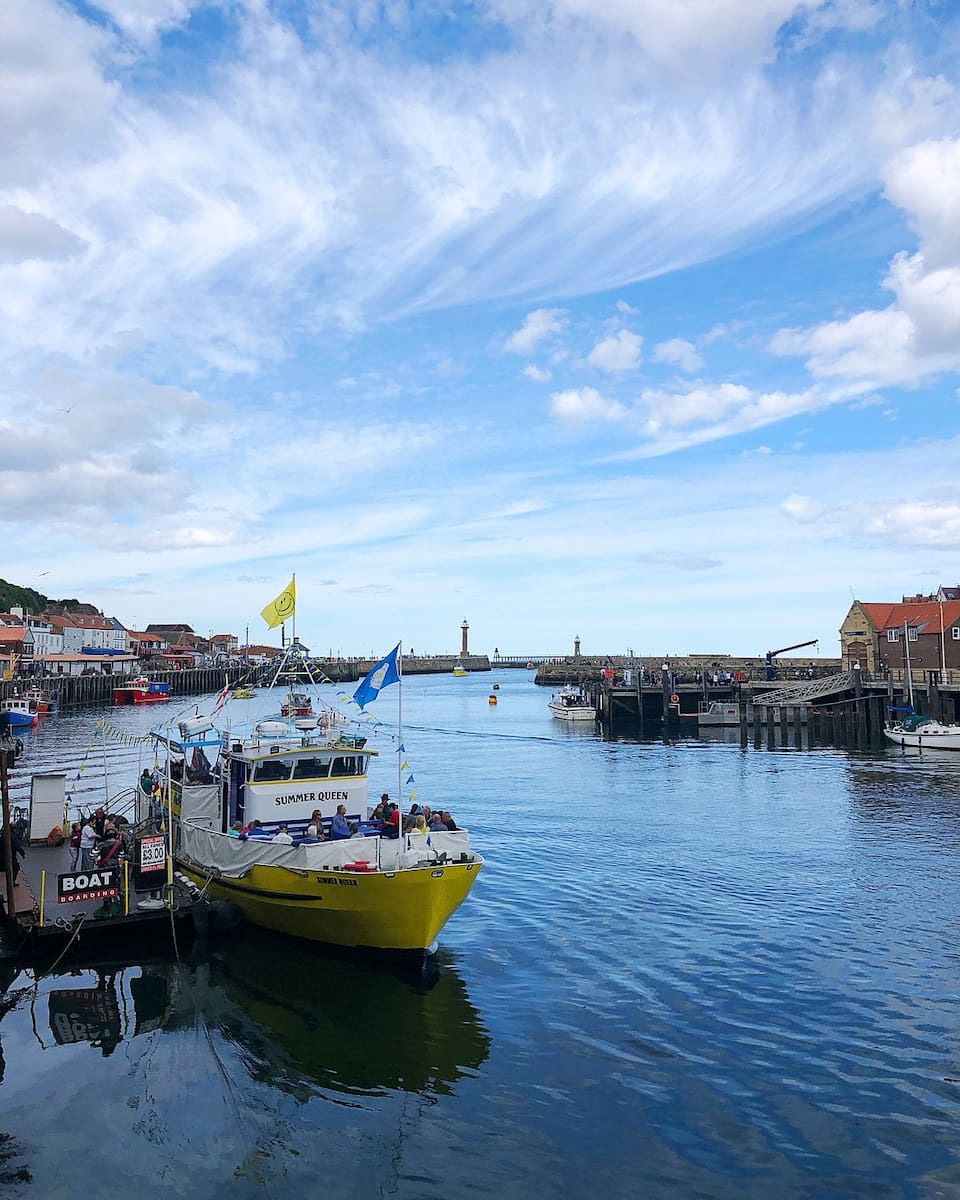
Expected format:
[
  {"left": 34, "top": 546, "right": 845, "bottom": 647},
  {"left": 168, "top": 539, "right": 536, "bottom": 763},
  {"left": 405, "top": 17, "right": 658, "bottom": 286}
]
[
  {"left": 397, "top": 642, "right": 403, "bottom": 804},
  {"left": 903, "top": 619, "right": 914, "bottom": 710}
]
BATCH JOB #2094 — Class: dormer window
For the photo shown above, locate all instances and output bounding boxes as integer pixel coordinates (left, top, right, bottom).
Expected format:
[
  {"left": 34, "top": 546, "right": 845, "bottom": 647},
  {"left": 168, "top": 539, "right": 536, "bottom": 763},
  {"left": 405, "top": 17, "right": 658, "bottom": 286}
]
[{"left": 887, "top": 629, "right": 899, "bottom": 642}]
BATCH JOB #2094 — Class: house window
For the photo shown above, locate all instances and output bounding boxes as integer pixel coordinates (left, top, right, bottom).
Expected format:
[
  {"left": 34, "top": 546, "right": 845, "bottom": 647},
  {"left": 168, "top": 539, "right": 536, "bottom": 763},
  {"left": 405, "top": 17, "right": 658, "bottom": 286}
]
[
  {"left": 887, "top": 629, "right": 899, "bottom": 642},
  {"left": 908, "top": 627, "right": 918, "bottom": 641},
  {"left": 953, "top": 627, "right": 960, "bottom": 640}
]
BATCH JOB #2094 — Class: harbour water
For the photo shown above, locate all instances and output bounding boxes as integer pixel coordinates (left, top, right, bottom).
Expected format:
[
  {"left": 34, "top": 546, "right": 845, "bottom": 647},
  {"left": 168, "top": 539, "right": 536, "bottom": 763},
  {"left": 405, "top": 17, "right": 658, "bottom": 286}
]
[{"left": 3, "top": 671, "right": 960, "bottom": 1197}]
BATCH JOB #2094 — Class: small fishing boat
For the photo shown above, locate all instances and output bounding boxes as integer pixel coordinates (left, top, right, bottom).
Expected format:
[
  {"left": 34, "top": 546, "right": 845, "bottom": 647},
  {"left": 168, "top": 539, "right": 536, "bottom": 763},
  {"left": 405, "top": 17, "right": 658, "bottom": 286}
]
[
  {"left": 112, "top": 677, "right": 171, "bottom": 706},
  {"left": 452, "top": 662, "right": 467, "bottom": 677},
  {"left": 548, "top": 684, "right": 595, "bottom": 722},
  {"left": 232, "top": 686, "right": 256, "bottom": 699},
  {"left": 884, "top": 714, "right": 960, "bottom": 751},
  {"left": 23, "top": 687, "right": 58, "bottom": 716},
  {"left": 0, "top": 696, "right": 39, "bottom": 727},
  {"left": 280, "top": 690, "right": 312, "bottom": 717}
]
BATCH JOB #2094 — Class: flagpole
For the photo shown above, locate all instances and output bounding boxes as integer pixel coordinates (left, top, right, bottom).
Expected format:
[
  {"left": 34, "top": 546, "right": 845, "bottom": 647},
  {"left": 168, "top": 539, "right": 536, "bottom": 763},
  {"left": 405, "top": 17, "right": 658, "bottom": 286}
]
[
  {"left": 292, "top": 572, "right": 296, "bottom": 643},
  {"left": 397, "top": 641, "right": 403, "bottom": 806}
]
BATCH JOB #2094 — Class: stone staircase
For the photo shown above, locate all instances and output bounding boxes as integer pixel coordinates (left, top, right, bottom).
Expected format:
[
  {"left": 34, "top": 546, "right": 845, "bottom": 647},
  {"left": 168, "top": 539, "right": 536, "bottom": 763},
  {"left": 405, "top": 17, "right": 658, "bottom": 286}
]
[{"left": 753, "top": 671, "right": 856, "bottom": 708}]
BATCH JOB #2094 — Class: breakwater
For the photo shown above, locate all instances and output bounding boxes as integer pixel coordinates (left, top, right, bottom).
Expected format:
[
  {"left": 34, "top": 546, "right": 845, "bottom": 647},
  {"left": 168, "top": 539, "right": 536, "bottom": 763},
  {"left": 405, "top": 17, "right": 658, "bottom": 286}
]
[{"left": 0, "top": 666, "right": 246, "bottom": 711}]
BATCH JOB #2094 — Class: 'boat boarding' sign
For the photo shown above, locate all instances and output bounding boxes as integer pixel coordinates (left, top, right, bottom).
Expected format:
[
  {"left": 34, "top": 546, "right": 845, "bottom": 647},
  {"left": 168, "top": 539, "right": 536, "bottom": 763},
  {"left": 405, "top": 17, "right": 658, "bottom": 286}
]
[{"left": 57, "top": 868, "right": 120, "bottom": 904}]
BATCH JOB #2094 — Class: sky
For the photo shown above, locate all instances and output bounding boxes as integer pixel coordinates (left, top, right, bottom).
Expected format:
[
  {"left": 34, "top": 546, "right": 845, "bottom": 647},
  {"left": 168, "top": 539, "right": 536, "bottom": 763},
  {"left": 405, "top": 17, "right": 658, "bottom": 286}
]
[{"left": 2, "top": 0, "right": 960, "bottom": 659}]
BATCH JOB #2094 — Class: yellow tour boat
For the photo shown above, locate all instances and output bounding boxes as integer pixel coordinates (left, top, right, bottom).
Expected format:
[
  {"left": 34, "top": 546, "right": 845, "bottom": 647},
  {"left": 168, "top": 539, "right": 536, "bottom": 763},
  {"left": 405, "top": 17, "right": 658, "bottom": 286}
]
[
  {"left": 452, "top": 661, "right": 467, "bottom": 677},
  {"left": 155, "top": 714, "right": 482, "bottom": 956}
]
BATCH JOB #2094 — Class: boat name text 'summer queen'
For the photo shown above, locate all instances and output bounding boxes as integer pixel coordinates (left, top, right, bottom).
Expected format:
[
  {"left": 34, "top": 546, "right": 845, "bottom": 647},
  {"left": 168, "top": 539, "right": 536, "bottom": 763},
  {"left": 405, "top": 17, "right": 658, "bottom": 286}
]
[{"left": 274, "top": 790, "right": 352, "bottom": 806}]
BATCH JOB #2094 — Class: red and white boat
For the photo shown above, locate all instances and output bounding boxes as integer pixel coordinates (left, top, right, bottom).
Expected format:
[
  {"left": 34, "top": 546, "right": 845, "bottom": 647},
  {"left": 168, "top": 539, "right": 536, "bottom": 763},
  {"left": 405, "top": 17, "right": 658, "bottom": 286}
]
[
  {"left": 112, "top": 676, "right": 171, "bottom": 706},
  {"left": 279, "top": 690, "right": 313, "bottom": 717},
  {"left": 23, "top": 687, "right": 58, "bottom": 716}
]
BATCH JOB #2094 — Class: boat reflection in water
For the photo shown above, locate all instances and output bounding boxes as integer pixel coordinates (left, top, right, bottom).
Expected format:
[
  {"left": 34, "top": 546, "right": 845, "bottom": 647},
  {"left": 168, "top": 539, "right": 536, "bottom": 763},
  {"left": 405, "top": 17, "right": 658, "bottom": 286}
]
[
  {"left": 10, "top": 929, "right": 490, "bottom": 1103},
  {"left": 204, "top": 932, "right": 491, "bottom": 1098}
]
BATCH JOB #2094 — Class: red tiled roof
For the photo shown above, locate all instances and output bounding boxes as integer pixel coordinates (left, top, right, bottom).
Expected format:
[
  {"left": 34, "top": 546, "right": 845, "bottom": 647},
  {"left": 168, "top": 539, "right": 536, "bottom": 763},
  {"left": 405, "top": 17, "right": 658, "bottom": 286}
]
[
  {"left": 0, "top": 628, "right": 27, "bottom": 643},
  {"left": 862, "top": 600, "right": 960, "bottom": 634}
]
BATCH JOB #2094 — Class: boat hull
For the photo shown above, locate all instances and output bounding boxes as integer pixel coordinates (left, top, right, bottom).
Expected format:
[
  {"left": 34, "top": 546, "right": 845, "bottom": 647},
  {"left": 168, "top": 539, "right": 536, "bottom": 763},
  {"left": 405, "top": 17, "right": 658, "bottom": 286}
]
[
  {"left": 884, "top": 727, "right": 960, "bottom": 751},
  {"left": 548, "top": 703, "right": 595, "bottom": 722},
  {"left": 3, "top": 712, "right": 37, "bottom": 728},
  {"left": 177, "top": 858, "right": 482, "bottom": 952},
  {"left": 113, "top": 692, "right": 170, "bottom": 705}
]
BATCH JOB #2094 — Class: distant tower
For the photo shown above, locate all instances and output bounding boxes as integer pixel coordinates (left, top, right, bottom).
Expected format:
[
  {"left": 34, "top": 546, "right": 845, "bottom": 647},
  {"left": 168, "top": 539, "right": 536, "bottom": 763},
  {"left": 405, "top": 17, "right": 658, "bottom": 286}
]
[
  {"left": 574, "top": 635, "right": 581, "bottom": 658},
  {"left": 461, "top": 619, "right": 469, "bottom": 658}
]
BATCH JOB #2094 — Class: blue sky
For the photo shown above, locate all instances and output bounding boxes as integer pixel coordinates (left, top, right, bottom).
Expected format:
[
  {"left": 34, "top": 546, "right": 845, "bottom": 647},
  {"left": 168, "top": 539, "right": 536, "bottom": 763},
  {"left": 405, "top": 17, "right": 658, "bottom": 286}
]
[{"left": 2, "top": 0, "right": 960, "bottom": 658}]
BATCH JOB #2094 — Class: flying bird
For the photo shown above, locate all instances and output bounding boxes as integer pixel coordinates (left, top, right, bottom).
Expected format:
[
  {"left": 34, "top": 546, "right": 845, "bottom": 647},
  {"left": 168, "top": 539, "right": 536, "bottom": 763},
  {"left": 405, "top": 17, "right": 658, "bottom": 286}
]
[{"left": 56, "top": 406, "right": 73, "bottom": 414}]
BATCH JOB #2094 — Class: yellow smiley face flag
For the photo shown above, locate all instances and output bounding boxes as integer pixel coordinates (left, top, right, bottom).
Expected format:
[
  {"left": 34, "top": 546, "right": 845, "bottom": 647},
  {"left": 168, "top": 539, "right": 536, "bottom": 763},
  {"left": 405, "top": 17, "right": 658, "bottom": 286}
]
[{"left": 261, "top": 576, "right": 296, "bottom": 629}]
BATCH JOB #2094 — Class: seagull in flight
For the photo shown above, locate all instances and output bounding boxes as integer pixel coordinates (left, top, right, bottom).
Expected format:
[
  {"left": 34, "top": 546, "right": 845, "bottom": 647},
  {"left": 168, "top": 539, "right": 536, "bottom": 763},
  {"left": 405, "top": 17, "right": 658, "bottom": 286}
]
[
  {"left": 56, "top": 406, "right": 73, "bottom": 414},
  {"left": 38, "top": 572, "right": 49, "bottom": 577}
]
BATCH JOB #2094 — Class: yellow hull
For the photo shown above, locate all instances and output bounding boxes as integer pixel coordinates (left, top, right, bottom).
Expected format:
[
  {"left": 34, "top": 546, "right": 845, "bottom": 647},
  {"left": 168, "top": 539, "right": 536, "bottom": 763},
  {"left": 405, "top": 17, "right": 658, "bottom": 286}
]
[{"left": 178, "top": 858, "right": 481, "bottom": 952}]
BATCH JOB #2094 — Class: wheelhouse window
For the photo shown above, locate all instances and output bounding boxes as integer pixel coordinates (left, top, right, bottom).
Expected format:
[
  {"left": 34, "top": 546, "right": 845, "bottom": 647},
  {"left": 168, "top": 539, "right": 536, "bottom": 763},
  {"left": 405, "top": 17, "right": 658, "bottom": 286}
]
[
  {"left": 330, "top": 755, "right": 364, "bottom": 777},
  {"left": 292, "top": 757, "right": 330, "bottom": 780},
  {"left": 253, "top": 758, "right": 293, "bottom": 782}
]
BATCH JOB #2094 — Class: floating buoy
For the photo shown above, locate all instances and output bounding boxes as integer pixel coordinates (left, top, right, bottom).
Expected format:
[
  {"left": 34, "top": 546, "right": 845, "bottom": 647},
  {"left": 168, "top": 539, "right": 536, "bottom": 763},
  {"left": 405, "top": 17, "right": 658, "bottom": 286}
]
[
  {"left": 488, "top": 695, "right": 498, "bottom": 705},
  {"left": 669, "top": 693, "right": 680, "bottom": 705}
]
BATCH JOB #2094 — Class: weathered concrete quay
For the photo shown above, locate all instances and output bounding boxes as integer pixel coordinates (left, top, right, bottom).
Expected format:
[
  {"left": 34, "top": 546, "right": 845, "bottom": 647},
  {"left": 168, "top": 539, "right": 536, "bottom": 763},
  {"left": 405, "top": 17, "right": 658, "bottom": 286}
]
[{"left": 0, "top": 666, "right": 248, "bottom": 712}]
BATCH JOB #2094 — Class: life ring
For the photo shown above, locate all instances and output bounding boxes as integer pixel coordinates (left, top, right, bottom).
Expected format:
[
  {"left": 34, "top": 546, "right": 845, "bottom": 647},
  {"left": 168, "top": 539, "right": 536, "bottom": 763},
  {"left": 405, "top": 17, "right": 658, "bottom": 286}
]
[{"left": 669, "top": 693, "right": 680, "bottom": 705}]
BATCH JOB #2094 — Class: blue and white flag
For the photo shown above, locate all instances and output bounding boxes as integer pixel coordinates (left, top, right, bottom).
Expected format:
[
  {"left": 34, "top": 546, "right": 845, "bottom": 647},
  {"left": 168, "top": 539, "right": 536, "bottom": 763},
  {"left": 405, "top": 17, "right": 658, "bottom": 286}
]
[{"left": 353, "top": 643, "right": 401, "bottom": 708}]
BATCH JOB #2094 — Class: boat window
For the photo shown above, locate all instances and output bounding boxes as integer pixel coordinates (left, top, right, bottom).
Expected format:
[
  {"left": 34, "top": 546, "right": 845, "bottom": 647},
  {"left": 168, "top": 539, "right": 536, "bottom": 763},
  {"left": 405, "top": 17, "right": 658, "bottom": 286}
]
[
  {"left": 292, "top": 757, "right": 330, "bottom": 780},
  {"left": 253, "top": 758, "right": 293, "bottom": 782},
  {"left": 330, "top": 755, "right": 358, "bottom": 777}
]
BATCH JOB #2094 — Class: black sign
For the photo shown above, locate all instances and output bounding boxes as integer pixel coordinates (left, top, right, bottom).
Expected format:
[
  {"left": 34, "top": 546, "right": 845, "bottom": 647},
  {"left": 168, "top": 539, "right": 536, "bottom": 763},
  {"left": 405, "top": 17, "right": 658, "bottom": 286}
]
[{"left": 57, "top": 867, "right": 120, "bottom": 904}]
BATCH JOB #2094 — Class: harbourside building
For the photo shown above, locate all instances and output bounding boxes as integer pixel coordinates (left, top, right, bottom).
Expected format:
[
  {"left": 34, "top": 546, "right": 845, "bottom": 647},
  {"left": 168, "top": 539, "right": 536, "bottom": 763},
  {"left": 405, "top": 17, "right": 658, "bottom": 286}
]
[{"left": 840, "top": 593, "right": 960, "bottom": 676}]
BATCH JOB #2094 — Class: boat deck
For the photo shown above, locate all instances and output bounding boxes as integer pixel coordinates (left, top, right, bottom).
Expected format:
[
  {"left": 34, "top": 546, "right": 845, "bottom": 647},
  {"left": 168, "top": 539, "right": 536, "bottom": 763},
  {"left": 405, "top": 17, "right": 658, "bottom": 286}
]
[{"left": 3, "top": 842, "right": 208, "bottom": 960}]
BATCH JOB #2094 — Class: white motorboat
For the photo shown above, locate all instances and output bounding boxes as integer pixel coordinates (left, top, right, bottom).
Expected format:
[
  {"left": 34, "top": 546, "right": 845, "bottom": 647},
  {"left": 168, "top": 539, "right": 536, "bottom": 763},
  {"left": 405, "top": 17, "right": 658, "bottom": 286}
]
[
  {"left": 548, "top": 684, "right": 595, "bottom": 722},
  {"left": 884, "top": 715, "right": 960, "bottom": 751}
]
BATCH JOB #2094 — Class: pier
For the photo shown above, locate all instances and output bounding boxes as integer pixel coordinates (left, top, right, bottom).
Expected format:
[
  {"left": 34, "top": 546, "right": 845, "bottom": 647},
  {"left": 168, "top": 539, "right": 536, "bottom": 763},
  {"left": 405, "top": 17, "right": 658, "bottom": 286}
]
[{"left": 566, "top": 665, "right": 960, "bottom": 752}]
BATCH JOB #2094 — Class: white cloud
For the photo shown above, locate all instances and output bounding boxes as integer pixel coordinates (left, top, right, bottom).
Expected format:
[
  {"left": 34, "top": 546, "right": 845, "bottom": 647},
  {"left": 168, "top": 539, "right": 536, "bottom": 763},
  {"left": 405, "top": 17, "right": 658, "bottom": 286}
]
[
  {"left": 587, "top": 329, "right": 642, "bottom": 373},
  {"left": 771, "top": 136, "right": 960, "bottom": 387},
  {"left": 652, "top": 337, "right": 703, "bottom": 373},
  {"left": 0, "top": 207, "right": 86, "bottom": 265},
  {"left": 90, "top": 0, "right": 196, "bottom": 44},
  {"left": 780, "top": 493, "right": 825, "bottom": 523},
  {"left": 884, "top": 138, "right": 960, "bottom": 266},
  {"left": 505, "top": 309, "right": 567, "bottom": 354},
  {"left": 523, "top": 364, "right": 552, "bottom": 382},
  {"left": 867, "top": 502, "right": 960, "bottom": 547},
  {"left": 491, "top": 0, "right": 809, "bottom": 80},
  {"left": 550, "top": 387, "right": 627, "bottom": 423}
]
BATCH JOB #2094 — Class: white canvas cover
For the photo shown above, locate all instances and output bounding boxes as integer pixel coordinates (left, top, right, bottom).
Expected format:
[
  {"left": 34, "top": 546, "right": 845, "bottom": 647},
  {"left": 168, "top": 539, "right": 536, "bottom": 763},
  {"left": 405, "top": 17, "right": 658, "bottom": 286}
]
[
  {"left": 179, "top": 784, "right": 221, "bottom": 830},
  {"left": 178, "top": 824, "right": 474, "bottom": 876}
]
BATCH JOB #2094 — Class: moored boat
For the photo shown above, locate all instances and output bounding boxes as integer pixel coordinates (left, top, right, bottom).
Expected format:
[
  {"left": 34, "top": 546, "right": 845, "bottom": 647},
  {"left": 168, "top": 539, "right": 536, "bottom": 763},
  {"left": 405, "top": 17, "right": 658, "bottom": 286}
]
[
  {"left": 884, "top": 714, "right": 960, "bottom": 751},
  {"left": 0, "top": 696, "right": 39, "bottom": 727},
  {"left": 155, "top": 715, "right": 482, "bottom": 955},
  {"left": 113, "top": 676, "right": 171, "bottom": 706},
  {"left": 548, "top": 684, "right": 594, "bottom": 722},
  {"left": 23, "top": 687, "right": 58, "bottom": 716},
  {"left": 232, "top": 686, "right": 256, "bottom": 699},
  {"left": 279, "top": 689, "right": 312, "bottom": 716}
]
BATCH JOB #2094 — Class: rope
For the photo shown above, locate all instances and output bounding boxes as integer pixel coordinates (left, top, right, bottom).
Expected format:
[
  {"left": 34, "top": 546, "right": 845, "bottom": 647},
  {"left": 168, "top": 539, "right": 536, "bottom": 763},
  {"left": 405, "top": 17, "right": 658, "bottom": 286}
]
[{"left": 32, "top": 913, "right": 87, "bottom": 981}]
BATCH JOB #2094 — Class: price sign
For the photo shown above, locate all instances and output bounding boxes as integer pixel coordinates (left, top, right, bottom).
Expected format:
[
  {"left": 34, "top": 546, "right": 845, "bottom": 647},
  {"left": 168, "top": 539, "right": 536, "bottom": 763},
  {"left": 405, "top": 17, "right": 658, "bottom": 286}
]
[
  {"left": 139, "top": 835, "right": 166, "bottom": 872},
  {"left": 134, "top": 835, "right": 167, "bottom": 892}
]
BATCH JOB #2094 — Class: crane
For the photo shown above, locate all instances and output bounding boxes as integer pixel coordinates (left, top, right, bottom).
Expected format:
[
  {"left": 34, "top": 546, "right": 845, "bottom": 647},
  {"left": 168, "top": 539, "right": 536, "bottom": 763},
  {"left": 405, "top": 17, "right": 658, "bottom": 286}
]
[{"left": 764, "top": 639, "right": 818, "bottom": 680}]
